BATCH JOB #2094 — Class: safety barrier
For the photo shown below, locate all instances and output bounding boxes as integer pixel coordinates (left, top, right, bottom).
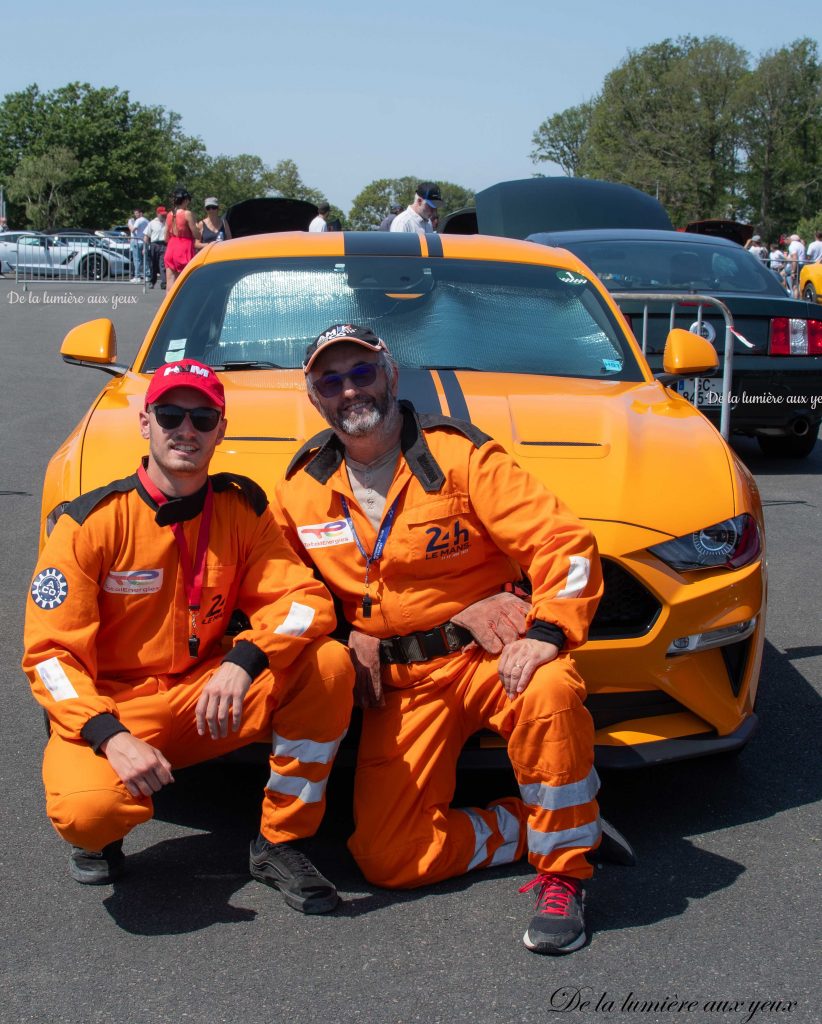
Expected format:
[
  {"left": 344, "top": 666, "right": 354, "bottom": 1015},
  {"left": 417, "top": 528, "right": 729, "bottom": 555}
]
[
  {"left": 7, "top": 232, "right": 143, "bottom": 288},
  {"left": 610, "top": 292, "right": 736, "bottom": 439}
]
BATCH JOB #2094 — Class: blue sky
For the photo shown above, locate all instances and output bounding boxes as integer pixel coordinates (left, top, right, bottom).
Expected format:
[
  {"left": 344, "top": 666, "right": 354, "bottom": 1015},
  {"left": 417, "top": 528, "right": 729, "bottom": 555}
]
[{"left": 3, "top": 0, "right": 818, "bottom": 213}]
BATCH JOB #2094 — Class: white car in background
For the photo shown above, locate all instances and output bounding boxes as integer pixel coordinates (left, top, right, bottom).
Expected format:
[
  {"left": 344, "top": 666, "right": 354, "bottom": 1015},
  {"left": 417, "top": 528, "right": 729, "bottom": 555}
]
[{"left": 0, "top": 231, "right": 130, "bottom": 279}]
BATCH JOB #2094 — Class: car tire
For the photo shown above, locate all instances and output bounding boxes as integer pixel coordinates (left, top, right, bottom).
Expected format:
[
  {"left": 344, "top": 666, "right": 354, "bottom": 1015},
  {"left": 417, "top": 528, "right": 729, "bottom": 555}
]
[
  {"left": 802, "top": 282, "right": 818, "bottom": 303},
  {"left": 757, "top": 424, "right": 819, "bottom": 459},
  {"left": 78, "top": 255, "right": 109, "bottom": 281}
]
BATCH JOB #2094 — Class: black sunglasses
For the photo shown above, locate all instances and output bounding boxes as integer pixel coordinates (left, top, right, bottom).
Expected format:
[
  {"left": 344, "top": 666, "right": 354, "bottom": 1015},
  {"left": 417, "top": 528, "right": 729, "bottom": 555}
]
[
  {"left": 313, "top": 362, "right": 379, "bottom": 398},
  {"left": 152, "top": 404, "right": 222, "bottom": 432}
]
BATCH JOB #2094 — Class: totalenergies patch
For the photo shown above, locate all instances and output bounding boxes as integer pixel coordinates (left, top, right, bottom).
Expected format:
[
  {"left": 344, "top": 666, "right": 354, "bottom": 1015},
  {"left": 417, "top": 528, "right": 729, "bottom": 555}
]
[{"left": 297, "top": 520, "right": 355, "bottom": 549}]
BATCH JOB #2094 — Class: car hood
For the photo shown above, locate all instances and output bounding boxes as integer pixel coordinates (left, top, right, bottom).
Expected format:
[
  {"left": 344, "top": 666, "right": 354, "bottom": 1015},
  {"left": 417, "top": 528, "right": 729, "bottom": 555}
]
[{"left": 80, "top": 370, "right": 734, "bottom": 539}]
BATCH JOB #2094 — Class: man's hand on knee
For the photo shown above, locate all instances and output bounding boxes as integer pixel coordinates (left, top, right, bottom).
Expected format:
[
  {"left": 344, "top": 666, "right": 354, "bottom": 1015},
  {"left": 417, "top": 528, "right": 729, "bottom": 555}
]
[
  {"left": 452, "top": 591, "right": 531, "bottom": 654},
  {"left": 195, "top": 663, "right": 254, "bottom": 739},
  {"left": 497, "top": 638, "right": 560, "bottom": 699},
  {"left": 100, "top": 733, "right": 175, "bottom": 798}
]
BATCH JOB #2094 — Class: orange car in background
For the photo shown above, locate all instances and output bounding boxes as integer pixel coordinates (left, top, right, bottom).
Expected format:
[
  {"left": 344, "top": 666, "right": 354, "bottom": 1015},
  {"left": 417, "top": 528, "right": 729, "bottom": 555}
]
[{"left": 43, "top": 230, "right": 766, "bottom": 768}]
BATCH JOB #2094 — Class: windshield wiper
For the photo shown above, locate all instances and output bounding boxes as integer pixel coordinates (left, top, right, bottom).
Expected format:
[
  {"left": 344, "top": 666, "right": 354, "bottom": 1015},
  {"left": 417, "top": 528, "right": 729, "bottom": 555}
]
[{"left": 210, "top": 360, "right": 287, "bottom": 370}]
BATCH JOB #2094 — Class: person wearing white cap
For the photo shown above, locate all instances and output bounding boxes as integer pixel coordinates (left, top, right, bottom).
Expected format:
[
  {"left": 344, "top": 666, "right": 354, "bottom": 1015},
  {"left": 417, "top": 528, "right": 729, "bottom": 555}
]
[
  {"left": 196, "top": 198, "right": 229, "bottom": 248},
  {"left": 787, "top": 233, "right": 806, "bottom": 298}
]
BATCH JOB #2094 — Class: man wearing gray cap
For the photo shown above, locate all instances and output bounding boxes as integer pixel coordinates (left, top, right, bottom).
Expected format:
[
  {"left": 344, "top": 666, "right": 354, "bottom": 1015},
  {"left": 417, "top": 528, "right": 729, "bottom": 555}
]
[{"left": 390, "top": 183, "right": 443, "bottom": 234}]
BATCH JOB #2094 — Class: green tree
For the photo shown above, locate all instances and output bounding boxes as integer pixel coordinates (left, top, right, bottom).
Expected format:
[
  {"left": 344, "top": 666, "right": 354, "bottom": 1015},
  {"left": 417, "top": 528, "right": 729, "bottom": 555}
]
[
  {"left": 580, "top": 37, "right": 748, "bottom": 224},
  {"left": 348, "top": 178, "right": 475, "bottom": 230},
  {"left": 0, "top": 83, "right": 201, "bottom": 228},
  {"left": 531, "top": 101, "right": 595, "bottom": 177},
  {"left": 7, "top": 146, "right": 80, "bottom": 230},
  {"left": 737, "top": 39, "right": 822, "bottom": 239}
]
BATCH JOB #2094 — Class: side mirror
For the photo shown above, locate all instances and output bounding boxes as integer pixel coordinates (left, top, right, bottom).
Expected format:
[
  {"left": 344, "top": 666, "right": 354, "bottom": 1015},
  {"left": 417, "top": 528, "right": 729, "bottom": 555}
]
[
  {"left": 662, "top": 327, "right": 719, "bottom": 376},
  {"left": 61, "top": 318, "right": 126, "bottom": 374}
]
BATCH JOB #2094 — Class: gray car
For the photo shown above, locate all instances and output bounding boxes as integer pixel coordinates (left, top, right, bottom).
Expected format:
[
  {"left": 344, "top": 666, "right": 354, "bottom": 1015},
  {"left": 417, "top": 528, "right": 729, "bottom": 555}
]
[{"left": 0, "top": 231, "right": 130, "bottom": 279}]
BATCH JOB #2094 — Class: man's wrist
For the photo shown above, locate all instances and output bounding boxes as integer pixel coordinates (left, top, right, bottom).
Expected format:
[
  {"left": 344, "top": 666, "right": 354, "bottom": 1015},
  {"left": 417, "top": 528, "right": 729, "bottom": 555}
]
[{"left": 81, "top": 713, "right": 130, "bottom": 753}]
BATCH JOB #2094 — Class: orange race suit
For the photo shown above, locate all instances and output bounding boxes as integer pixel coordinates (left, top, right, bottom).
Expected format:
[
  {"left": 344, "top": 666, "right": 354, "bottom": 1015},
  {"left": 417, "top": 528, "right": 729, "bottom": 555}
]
[
  {"left": 273, "top": 401, "right": 603, "bottom": 887},
  {"left": 23, "top": 463, "right": 353, "bottom": 852}
]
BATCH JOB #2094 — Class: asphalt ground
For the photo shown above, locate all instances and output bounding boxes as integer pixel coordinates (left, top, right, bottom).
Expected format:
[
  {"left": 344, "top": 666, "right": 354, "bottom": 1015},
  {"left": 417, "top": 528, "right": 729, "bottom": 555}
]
[{"left": 0, "top": 279, "right": 819, "bottom": 1024}]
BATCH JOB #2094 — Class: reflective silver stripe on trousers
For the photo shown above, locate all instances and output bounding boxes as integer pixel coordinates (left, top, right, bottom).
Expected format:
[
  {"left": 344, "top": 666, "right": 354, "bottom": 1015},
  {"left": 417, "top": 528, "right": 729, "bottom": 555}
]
[
  {"left": 519, "top": 767, "right": 600, "bottom": 811},
  {"left": 265, "top": 772, "right": 328, "bottom": 804},
  {"left": 527, "top": 816, "right": 602, "bottom": 856},
  {"left": 272, "top": 729, "right": 347, "bottom": 765},
  {"left": 460, "top": 805, "right": 522, "bottom": 871}
]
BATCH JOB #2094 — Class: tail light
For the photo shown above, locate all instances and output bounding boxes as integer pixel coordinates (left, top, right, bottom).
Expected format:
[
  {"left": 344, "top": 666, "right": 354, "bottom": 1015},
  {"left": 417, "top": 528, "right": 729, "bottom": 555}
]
[{"left": 769, "top": 317, "right": 822, "bottom": 354}]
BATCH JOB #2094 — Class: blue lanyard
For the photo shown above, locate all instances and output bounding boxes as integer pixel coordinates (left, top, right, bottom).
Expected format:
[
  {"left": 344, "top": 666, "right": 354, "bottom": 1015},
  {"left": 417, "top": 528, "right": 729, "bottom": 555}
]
[{"left": 340, "top": 495, "right": 399, "bottom": 618}]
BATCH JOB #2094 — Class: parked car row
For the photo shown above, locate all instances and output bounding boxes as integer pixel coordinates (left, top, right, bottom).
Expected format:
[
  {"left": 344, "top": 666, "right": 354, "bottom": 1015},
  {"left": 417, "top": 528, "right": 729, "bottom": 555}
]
[
  {"left": 441, "top": 178, "right": 822, "bottom": 459},
  {"left": 0, "top": 230, "right": 133, "bottom": 279}
]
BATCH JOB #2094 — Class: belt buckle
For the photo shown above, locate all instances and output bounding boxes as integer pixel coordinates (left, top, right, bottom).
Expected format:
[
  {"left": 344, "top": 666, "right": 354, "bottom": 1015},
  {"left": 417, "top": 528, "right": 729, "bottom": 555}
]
[
  {"left": 403, "top": 634, "right": 426, "bottom": 663},
  {"left": 442, "top": 621, "right": 462, "bottom": 652}
]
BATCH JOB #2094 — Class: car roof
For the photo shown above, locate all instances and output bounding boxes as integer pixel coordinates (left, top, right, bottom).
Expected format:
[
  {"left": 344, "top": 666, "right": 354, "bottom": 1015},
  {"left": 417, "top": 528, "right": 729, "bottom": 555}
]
[{"left": 527, "top": 228, "right": 744, "bottom": 249}]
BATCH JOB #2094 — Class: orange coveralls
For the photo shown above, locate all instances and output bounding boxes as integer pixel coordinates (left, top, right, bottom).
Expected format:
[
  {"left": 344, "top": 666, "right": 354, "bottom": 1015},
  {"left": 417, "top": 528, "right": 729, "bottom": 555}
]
[
  {"left": 23, "top": 469, "right": 353, "bottom": 852},
  {"left": 273, "top": 404, "right": 603, "bottom": 887}
]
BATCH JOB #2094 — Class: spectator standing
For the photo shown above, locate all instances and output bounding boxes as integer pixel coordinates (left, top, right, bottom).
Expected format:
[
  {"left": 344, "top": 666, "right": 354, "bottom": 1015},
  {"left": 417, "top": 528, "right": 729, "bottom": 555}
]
[
  {"left": 196, "top": 198, "right": 230, "bottom": 248},
  {"left": 0, "top": 216, "right": 8, "bottom": 232},
  {"left": 787, "top": 234, "right": 806, "bottom": 298},
  {"left": 378, "top": 205, "right": 402, "bottom": 231},
  {"left": 744, "top": 234, "right": 767, "bottom": 262},
  {"left": 806, "top": 231, "right": 822, "bottom": 264},
  {"left": 768, "top": 243, "right": 787, "bottom": 290},
  {"left": 127, "top": 207, "right": 149, "bottom": 283},
  {"left": 164, "top": 189, "right": 201, "bottom": 291},
  {"left": 390, "top": 183, "right": 443, "bottom": 234},
  {"left": 309, "top": 202, "right": 330, "bottom": 233},
  {"left": 145, "top": 205, "right": 168, "bottom": 290}
]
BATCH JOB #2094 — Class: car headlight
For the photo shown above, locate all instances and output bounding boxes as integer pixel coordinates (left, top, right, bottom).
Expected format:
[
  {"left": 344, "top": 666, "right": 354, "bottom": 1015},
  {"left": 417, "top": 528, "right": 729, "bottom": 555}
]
[{"left": 649, "top": 513, "right": 761, "bottom": 572}]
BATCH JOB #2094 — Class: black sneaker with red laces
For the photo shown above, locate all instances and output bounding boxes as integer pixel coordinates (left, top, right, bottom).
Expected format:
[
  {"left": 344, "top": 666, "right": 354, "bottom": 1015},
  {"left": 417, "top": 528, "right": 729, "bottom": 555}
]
[{"left": 519, "top": 873, "right": 586, "bottom": 954}]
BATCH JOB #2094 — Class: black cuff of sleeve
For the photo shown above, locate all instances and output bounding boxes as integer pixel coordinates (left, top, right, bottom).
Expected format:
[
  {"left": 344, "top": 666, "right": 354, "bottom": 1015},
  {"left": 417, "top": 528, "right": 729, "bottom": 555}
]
[
  {"left": 222, "top": 639, "right": 269, "bottom": 680},
  {"left": 525, "top": 620, "right": 566, "bottom": 650},
  {"left": 81, "top": 713, "right": 130, "bottom": 753}
]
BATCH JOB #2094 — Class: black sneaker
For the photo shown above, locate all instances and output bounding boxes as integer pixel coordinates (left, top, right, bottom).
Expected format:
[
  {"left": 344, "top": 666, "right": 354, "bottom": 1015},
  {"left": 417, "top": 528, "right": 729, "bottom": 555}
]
[
  {"left": 520, "top": 873, "right": 586, "bottom": 954},
  {"left": 249, "top": 835, "right": 339, "bottom": 914},
  {"left": 69, "top": 840, "right": 125, "bottom": 885}
]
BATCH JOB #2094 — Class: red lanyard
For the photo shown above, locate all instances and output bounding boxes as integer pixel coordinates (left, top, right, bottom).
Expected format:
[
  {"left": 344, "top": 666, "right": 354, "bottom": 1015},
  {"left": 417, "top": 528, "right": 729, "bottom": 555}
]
[{"left": 138, "top": 464, "right": 213, "bottom": 657}]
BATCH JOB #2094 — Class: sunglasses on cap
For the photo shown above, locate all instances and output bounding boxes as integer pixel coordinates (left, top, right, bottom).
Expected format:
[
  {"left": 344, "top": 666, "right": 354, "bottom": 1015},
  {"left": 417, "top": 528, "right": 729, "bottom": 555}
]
[
  {"left": 313, "top": 362, "right": 380, "bottom": 398},
  {"left": 152, "top": 404, "right": 222, "bottom": 432}
]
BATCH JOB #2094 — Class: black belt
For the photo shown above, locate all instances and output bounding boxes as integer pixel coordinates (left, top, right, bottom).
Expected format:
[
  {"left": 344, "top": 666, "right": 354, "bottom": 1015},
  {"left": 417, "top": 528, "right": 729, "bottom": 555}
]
[{"left": 379, "top": 621, "right": 474, "bottom": 665}]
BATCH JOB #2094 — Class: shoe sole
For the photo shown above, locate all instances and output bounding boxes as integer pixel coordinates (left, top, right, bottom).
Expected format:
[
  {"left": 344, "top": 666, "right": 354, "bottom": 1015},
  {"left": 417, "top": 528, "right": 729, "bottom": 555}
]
[
  {"left": 250, "top": 862, "right": 339, "bottom": 914},
  {"left": 522, "top": 927, "right": 587, "bottom": 955}
]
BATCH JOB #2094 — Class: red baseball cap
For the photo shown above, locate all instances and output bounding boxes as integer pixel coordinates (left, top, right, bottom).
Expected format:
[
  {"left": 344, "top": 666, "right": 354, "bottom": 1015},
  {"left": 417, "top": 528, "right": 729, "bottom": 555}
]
[{"left": 144, "top": 359, "right": 225, "bottom": 410}]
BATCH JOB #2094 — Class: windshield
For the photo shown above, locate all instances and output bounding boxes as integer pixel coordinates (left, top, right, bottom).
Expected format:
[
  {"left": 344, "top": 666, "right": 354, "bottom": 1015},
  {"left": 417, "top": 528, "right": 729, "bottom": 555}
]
[
  {"left": 142, "top": 256, "right": 643, "bottom": 381},
  {"left": 564, "top": 239, "right": 785, "bottom": 296}
]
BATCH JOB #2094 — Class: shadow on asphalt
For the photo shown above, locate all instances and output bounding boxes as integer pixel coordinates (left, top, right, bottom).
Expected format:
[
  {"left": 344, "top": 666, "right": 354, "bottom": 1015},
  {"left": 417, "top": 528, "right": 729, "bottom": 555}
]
[{"left": 104, "top": 638, "right": 820, "bottom": 937}]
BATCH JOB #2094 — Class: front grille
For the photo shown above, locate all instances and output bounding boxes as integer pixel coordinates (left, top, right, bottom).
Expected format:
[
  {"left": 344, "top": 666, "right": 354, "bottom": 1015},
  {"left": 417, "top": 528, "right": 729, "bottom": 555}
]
[{"left": 589, "top": 558, "right": 661, "bottom": 640}]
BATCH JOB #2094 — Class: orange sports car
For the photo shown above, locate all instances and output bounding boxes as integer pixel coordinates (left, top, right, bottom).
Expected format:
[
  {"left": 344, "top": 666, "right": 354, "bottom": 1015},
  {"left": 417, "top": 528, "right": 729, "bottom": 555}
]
[{"left": 43, "top": 230, "right": 766, "bottom": 767}]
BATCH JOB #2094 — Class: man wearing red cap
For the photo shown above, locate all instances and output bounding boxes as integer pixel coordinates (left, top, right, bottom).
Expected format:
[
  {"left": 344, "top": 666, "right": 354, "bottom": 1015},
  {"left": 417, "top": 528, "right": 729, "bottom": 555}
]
[{"left": 23, "top": 359, "right": 353, "bottom": 912}]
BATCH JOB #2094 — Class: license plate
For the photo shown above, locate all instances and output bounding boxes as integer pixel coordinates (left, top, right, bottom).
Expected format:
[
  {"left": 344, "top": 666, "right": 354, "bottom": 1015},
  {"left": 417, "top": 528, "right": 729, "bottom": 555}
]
[{"left": 674, "top": 376, "right": 725, "bottom": 409}]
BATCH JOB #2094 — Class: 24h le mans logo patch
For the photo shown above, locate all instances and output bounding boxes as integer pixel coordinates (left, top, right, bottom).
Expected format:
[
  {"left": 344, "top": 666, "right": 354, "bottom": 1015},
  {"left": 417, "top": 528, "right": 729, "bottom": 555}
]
[{"left": 31, "top": 568, "right": 68, "bottom": 610}]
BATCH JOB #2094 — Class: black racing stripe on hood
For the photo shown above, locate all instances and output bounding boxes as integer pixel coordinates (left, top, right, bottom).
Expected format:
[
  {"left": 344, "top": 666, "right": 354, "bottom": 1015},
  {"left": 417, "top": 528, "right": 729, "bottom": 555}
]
[
  {"left": 397, "top": 369, "right": 443, "bottom": 415},
  {"left": 342, "top": 232, "right": 423, "bottom": 256},
  {"left": 425, "top": 233, "right": 443, "bottom": 257},
  {"left": 436, "top": 370, "right": 470, "bottom": 421}
]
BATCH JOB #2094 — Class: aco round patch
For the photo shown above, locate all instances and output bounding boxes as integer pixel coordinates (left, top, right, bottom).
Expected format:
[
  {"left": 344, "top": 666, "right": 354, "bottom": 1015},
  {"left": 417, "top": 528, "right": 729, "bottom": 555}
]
[{"left": 31, "top": 567, "right": 69, "bottom": 610}]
